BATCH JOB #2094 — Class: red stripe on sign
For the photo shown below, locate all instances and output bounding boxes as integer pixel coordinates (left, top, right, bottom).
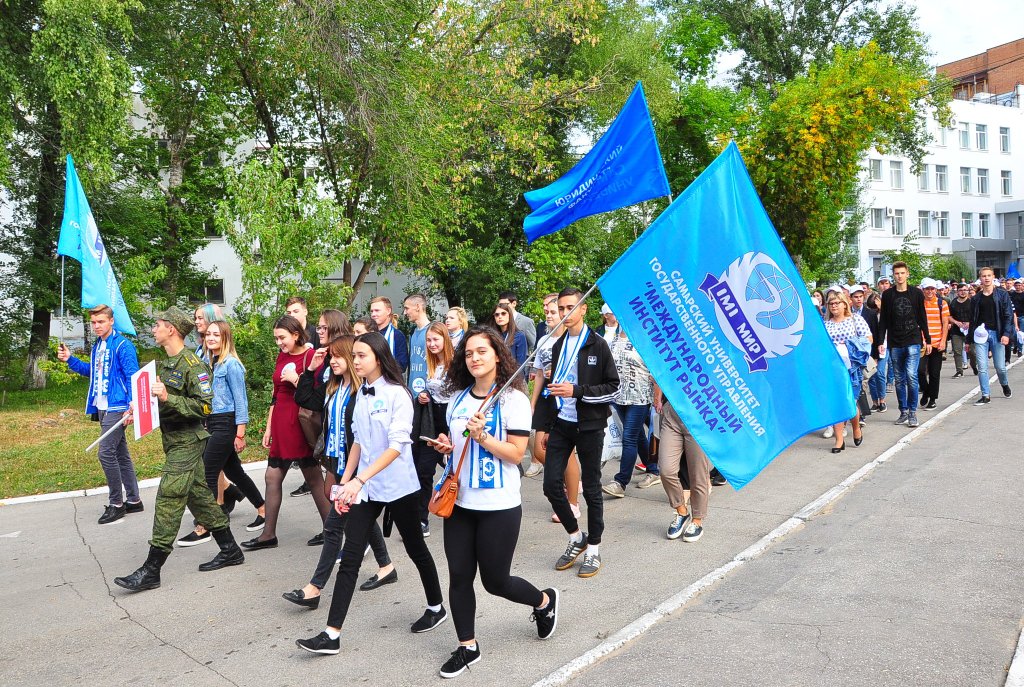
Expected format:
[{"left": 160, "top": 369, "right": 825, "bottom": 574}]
[{"left": 136, "top": 372, "right": 153, "bottom": 436}]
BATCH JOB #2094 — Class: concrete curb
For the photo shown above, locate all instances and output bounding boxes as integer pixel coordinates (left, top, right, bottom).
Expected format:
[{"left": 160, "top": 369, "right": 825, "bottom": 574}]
[
  {"left": 532, "top": 358, "right": 1022, "bottom": 687},
  {"left": 0, "top": 461, "right": 269, "bottom": 507}
]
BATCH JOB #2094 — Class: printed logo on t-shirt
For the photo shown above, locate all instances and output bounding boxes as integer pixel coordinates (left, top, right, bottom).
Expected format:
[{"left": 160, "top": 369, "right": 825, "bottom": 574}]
[
  {"left": 587, "top": 355, "right": 597, "bottom": 365},
  {"left": 370, "top": 398, "right": 387, "bottom": 415},
  {"left": 412, "top": 378, "right": 426, "bottom": 393}
]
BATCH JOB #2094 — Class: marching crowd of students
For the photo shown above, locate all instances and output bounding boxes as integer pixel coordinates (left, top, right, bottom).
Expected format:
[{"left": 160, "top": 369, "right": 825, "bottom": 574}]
[{"left": 59, "top": 268, "right": 1019, "bottom": 677}]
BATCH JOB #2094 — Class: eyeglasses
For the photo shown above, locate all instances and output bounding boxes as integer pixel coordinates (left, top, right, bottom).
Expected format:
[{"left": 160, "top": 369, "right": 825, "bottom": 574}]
[{"left": 493, "top": 312, "right": 506, "bottom": 318}]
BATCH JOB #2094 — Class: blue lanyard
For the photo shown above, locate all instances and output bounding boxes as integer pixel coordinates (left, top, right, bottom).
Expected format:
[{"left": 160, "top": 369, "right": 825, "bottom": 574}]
[
  {"left": 327, "top": 384, "right": 351, "bottom": 473},
  {"left": 382, "top": 324, "right": 395, "bottom": 352},
  {"left": 553, "top": 326, "right": 589, "bottom": 385}
]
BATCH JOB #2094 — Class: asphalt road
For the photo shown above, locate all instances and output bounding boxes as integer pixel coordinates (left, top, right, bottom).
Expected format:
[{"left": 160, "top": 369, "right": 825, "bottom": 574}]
[{"left": 2, "top": 361, "right": 1021, "bottom": 687}]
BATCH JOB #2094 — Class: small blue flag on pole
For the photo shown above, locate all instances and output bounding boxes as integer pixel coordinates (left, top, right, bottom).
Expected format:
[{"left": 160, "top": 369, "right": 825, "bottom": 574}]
[
  {"left": 56, "top": 155, "right": 137, "bottom": 335},
  {"left": 523, "top": 82, "right": 671, "bottom": 243},
  {"left": 597, "top": 143, "right": 855, "bottom": 489},
  {"left": 1007, "top": 261, "right": 1021, "bottom": 279}
]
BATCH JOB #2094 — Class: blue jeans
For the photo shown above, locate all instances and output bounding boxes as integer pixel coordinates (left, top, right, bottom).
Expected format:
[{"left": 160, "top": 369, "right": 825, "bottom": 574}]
[
  {"left": 869, "top": 355, "right": 887, "bottom": 402},
  {"left": 612, "top": 403, "right": 654, "bottom": 486},
  {"left": 889, "top": 345, "right": 921, "bottom": 412},
  {"left": 974, "top": 330, "right": 1009, "bottom": 397}
]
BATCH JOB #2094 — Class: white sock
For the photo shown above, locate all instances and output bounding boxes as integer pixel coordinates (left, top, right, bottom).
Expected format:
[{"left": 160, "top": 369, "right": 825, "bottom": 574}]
[
  {"left": 570, "top": 530, "right": 584, "bottom": 545},
  {"left": 427, "top": 604, "right": 442, "bottom": 613},
  {"left": 464, "top": 642, "right": 478, "bottom": 652},
  {"left": 325, "top": 627, "right": 340, "bottom": 640},
  {"left": 588, "top": 544, "right": 599, "bottom": 556}
]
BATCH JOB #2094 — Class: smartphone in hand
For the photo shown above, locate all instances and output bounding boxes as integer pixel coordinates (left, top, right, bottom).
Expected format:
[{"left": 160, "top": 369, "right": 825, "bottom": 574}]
[{"left": 420, "top": 435, "right": 453, "bottom": 451}]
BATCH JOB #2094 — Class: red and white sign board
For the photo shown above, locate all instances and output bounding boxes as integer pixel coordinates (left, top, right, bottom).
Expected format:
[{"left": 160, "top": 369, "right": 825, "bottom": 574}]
[{"left": 132, "top": 361, "right": 160, "bottom": 440}]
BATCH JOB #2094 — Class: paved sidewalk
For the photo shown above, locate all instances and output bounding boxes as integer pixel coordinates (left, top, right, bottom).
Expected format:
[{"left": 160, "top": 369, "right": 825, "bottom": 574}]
[{"left": 1, "top": 363, "right": 1020, "bottom": 686}]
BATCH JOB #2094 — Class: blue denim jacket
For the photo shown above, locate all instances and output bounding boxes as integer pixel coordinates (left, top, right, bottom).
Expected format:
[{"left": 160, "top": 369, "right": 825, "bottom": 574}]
[{"left": 211, "top": 356, "right": 249, "bottom": 424}]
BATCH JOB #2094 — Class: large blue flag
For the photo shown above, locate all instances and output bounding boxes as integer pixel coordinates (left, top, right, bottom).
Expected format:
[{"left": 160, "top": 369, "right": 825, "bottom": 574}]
[
  {"left": 597, "top": 142, "right": 855, "bottom": 489},
  {"left": 523, "top": 82, "right": 671, "bottom": 243},
  {"left": 56, "top": 155, "right": 136, "bottom": 335}
]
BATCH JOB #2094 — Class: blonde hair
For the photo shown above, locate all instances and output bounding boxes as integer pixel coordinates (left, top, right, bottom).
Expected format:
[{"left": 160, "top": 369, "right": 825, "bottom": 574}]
[
  {"left": 325, "top": 335, "right": 360, "bottom": 397},
  {"left": 824, "top": 291, "right": 852, "bottom": 320},
  {"left": 207, "top": 320, "right": 244, "bottom": 370},
  {"left": 446, "top": 307, "right": 469, "bottom": 333},
  {"left": 426, "top": 321, "right": 454, "bottom": 378}
]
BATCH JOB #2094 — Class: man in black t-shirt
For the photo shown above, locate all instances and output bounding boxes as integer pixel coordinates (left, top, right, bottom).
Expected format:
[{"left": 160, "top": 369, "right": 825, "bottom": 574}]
[{"left": 877, "top": 262, "right": 931, "bottom": 428}]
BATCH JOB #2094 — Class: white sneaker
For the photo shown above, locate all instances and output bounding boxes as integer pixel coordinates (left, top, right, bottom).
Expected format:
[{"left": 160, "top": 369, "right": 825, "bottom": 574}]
[
  {"left": 822, "top": 426, "right": 834, "bottom": 439},
  {"left": 524, "top": 462, "right": 544, "bottom": 478}
]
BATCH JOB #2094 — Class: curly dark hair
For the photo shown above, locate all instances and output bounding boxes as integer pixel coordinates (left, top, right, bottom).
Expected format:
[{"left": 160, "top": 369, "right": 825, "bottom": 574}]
[{"left": 443, "top": 325, "right": 526, "bottom": 397}]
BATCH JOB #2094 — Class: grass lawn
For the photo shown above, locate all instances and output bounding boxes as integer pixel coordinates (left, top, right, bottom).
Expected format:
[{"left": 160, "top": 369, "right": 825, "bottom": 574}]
[{"left": 0, "top": 377, "right": 268, "bottom": 499}]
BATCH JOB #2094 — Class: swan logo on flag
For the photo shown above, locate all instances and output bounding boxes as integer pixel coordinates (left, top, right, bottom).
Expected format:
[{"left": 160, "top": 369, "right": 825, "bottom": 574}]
[{"left": 699, "top": 252, "right": 803, "bottom": 372}]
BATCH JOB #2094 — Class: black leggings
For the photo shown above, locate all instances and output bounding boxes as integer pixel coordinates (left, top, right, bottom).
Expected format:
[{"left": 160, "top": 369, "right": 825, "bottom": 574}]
[
  {"left": 326, "top": 491, "right": 442, "bottom": 629},
  {"left": 443, "top": 504, "right": 544, "bottom": 642},
  {"left": 203, "top": 413, "right": 264, "bottom": 508}
]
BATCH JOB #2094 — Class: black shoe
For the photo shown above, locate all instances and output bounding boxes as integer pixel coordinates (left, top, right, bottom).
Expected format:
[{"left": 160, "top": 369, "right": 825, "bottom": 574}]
[
  {"left": 877, "top": 402, "right": 887, "bottom": 413},
  {"left": 925, "top": 400, "right": 937, "bottom": 409},
  {"left": 98, "top": 504, "right": 126, "bottom": 525},
  {"left": 240, "top": 536, "right": 278, "bottom": 550},
  {"left": 439, "top": 644, "right": 481, "bottom": 678},
  {"left": 710, "top": 469, "right": 727, "bottom": 487},
  {"left": 114, "top": 547, "right": 168, "bottom": 592},
  {"left": 411, "top": 606, "right": 448, "bottom": 633},
  {"left": 531, "top": 588, "right": 559, "bottom": 640},
  {"left": 124, "top": 500, "right": 144, "bottom": 514},
  {"left": 177, "top": 529, "right": 212, "bottom": 547},
  {"left": 359, "top": 568, "right": 398, "bottom": 591},
  {"left": 853, "top": 432, "right": 864, "bottom": 447},
  {"left": 198, "top": 529, "right": 245, "bottom": 571},
  {"left": 952, "top": 371, "right": 964, "bottom": 379},
  {"left": 283, "top": 589, "right": 321, "bottom": 609},
  {"left": 421, "top": 520, "right": 430, "bottom": 538},
  {"left": 830, "top": 442, "right": 845, "bottom": 454},
  {"left": 245, "top": 515, "right": 266, "bottom": 532},
  {"left": 296, "top": 631, "right": 339, "bottom": 655},
  {"left": 222, "top": 485, "right": 243, "bottom": 515},
  {"left": 307, "top": 532, "right": 325, "bottom": 546},
  {"left": 974, "top": 395, "right": 991, "bottom": 406},
  {"left": 920, "top": 395, "right": 930, "bottom": 408},
  {"left": 1003, "top": 384, "right": 1012, "bottom": 398},
  {"left": 290, "top": 482, "right": 312, "bottom": 497}
]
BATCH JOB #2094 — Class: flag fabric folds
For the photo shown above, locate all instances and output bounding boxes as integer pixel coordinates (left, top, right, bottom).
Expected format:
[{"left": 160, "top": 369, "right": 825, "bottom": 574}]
[
  {"left": 523, "top": 82, "right": 671, "bottom": 243},
  {"left": 1007, "top": 261, "right": 1021, "bottom": 279},
  {"left": 597, "top": 142, "right": 855, "bottom": 489},
  {"left": 56, "top": 155, "right": 137, "bottom": 335}
]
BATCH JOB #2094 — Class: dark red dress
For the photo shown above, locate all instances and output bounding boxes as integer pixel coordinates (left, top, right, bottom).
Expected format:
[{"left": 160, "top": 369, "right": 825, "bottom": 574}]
[{"left": 269, "top": 347, "right": 315, "bottom": 459}]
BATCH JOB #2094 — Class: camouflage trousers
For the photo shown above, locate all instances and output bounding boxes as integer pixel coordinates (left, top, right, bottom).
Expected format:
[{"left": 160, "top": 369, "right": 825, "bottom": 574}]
[{"left": 149, "top": 439, "right": 228, "bottom": 553}]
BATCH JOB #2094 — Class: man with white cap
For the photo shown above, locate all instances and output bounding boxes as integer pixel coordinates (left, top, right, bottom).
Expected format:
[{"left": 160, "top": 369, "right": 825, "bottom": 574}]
[
  {"left": 917, "top": 278, "right": 948, "bottom": 409},
  {"left": 597, "top": 303, "right": 619, "bottom": 343}
]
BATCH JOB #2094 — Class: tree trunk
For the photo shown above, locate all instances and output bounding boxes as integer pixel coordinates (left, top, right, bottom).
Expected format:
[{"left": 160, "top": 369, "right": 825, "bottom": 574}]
[{"left": 24, "top": 103, "right": 64, "bottom": 389}]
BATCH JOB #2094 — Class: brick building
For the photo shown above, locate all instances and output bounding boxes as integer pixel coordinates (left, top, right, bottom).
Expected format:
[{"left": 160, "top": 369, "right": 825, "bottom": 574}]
[{"left": 938, "top": 38, "right": 1024, "bottom": 103}]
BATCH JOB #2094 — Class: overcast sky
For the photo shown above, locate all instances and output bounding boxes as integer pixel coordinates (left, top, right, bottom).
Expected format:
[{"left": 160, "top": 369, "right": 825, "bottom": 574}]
[{"left": 912, "top": 0, "right": 1024, "bottom": 65}]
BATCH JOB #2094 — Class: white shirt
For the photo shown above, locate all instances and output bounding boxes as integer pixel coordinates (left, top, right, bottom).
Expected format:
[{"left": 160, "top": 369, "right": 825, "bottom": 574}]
[
  {"left": 351, "top": 376, "right": 419, "bottom": 502},
  {"left": 93, "top": 338, "right": 109, "bottom": 411},
  {"left": 445, "top": 387, "right": 532, "bottom": 511},
  {"left": 554, "top": 327, "right": 589, "bottom": 423}
]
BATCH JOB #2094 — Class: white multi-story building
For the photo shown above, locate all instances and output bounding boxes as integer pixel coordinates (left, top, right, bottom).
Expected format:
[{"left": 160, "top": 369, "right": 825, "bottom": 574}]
[{"left": 856, "top": 86, "right": 1024, "bottom": 282}]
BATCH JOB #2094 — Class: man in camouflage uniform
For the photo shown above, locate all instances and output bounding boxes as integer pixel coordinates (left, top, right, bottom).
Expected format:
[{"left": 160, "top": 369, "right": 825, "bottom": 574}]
[{"left": 114, "top": 307, "right": 244, "bottom": 592}]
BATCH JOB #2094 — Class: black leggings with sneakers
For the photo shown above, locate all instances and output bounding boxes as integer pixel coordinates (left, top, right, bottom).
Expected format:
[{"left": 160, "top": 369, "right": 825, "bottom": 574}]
[{"left": 444, "top": 504, "right": 544, "bottom": 642}]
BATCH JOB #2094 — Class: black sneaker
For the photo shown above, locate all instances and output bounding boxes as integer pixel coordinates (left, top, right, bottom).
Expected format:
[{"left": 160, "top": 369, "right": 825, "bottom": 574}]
[
  {"left": 439, "top": 644, "right": 481, "bottom": 678},
  {"left": 894, "top": 411, "right": 909, "bottom": 425},
  {"left": 295, "top": 631, "right": 340, "bottom": 655},
  {"left": 421, "top": 520, "right": 430, "bottom": 538},
  {"left": 1002, "top": 385, "right": 1012, "bottom": 398},
  {"left": 246, "top": 515, "right": 265, "bottom": 532},
  {"left": 974, "top": 395, "right": 991, "bottom": 406},
  {"left": 952, "top": 371, "right": 964, "bottom": 379},
  {"left": 124, "top": 500, "right": 144, "bottom": 514},
  {"left": 98, "top": 504, "right": 126, "bottom": 525},
  {"left": 925, "top": 400, "right": 937, "bottom": 409},
  {"left": 876, "top": 402, "right": 887, "bottom": 413},
  {"left": 411, "top": 606, "right": 448, "bottom": 633},
  {"left": 531, "top": 588, "right": 560, "bottom": 640},
  {"left": 177, "top": 529, "right": 212, "bottom": 547},
  {"left": 554, "top": 535, "right": 588, "bottom": 571},
  {"left": 290, "top": 482, "right": 312, "bottom": 497},
  {"left": 307, "top": 532, "right": 325, "bottom": 546}
]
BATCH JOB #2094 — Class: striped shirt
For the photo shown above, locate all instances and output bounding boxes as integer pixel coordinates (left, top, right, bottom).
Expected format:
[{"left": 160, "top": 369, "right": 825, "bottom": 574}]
[{"left": 923, "top": 297, "right": 945, "bottom": 343}]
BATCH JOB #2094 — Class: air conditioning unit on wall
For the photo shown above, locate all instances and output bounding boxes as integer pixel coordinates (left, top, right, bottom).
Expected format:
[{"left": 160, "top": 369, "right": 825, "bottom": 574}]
[
  {"left": 930, "top": 211, "right": 939, "bottom": 220},
  {"left": 885, "top": 207, "right": 895, "bottom": 218}
]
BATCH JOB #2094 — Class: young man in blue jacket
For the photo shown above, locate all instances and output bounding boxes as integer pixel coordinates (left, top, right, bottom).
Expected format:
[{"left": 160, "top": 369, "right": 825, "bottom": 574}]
[
  {"left": 58, "top": 304, "right": 143, "bottom": 524},
  {"left": 969, "top": 267, "right": 1015, "bottom": 404}
]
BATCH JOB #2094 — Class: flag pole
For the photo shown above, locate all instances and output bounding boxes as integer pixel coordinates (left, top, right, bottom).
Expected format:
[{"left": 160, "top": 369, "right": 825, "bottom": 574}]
[
  {"left": 472, "top": 282, "right": 599, "bottom": 422},
  {"left": 59, "top": 256, "right": 66, "bottom": 344}
]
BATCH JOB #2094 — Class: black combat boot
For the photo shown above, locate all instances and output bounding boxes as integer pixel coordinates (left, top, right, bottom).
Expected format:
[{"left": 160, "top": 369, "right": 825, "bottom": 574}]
[
  {"left": 198, "top": 528, "right": 245, "bottom": 571},
  {"left": 114, "top": 547, "right": 169, "bottom": 591}
]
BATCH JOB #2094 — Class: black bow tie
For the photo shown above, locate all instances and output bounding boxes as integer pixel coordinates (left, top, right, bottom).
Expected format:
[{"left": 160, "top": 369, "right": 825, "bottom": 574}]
[{"left": 361, "top": 386, "right": 375, "bottom": 396}]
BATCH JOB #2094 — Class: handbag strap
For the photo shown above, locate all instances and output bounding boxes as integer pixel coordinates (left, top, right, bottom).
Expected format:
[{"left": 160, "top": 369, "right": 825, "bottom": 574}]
[{"left": 449, "top": 387, "right": 497, "bottom": 481}]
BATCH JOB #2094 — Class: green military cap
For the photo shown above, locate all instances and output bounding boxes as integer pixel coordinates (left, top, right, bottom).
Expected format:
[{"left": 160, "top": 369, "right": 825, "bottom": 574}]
[{"left": 156, "top": 306, "right": 195, "bottom": 338}]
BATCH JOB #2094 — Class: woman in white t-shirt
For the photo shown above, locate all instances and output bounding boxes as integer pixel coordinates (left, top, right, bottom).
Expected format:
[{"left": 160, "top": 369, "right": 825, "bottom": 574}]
[{"left": 429, "top": 325, "right": 559, "bottom": 678}]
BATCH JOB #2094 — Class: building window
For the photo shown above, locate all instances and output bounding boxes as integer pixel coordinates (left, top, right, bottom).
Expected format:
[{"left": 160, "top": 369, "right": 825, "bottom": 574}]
[
  {"left": 977, "top": 168, "right": 989, "bottom": 195},
  {"left": 155, "top": 139, "right": 170, "bottom": 168},
  {"left": 1002, "top": 170, "right": 1013, "bottom": 196},
  {"left": 868, "top": 159, "right": 882, "bottom": 181},
  {"left": 191, "top": 279, "right": 226, "bottom": 305},
  {"left": 979, "top": 213, "right": 990, "bottom": 238},
  {"left": 892, "top": 209, "right": 904, "bottom": 236},
  {"left": 962, "top": 213, "right": 972, "bottom": 237},
  {"left": 917, "top": 164, "right": 930, "bottom": 191},
  {"left": 202, "top": 219, "right": 222, "bottom": 239},
  {"left": 1000, "top": 126, "right": 1011, "bottom": 153},
  {"left": 976, "top": 124, "right": 988, "bottom": 151},
  {"left": 935, "top": 165, "right": 948, "bottom": 192},
  {"left": 960, "top": 166, "right": 972, "bottom": 193},
  {"left": 937, "top": 211, "right": 949, "bottom": 238},
  {"left": 959, "top": 122, "right": 970, "bottom": 149},
  {"left": 201, "top": 150, "right": 219, "bottom": 168},
  {"left": 870, "top": 208, "right": 886, "bottom": 229},
  {"left": 918, "top": 211, "right": 930, "bottom": 237},
  {"left": 938, "top": 127, "right": 948, "bottom": 146},
  {"left": 889, "top": 161, "right": 903, "bottom": 189}
]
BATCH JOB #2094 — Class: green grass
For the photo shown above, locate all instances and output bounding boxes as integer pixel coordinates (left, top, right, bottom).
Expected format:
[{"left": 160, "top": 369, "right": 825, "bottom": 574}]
[{"left": 0, "top": 377, "right": 267, "bottom": 499}]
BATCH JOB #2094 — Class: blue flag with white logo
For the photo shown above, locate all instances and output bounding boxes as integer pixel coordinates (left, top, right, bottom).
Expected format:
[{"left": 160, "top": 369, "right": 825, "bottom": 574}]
[
  {"left": 597, "top": 142, "right": 855, "bottom": 489},
  {"left": 523, "top": 82, "right": 671, "bottom": 243},
  {"left": 56, "top": 155, "right": 136, "bottom": 335}
]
